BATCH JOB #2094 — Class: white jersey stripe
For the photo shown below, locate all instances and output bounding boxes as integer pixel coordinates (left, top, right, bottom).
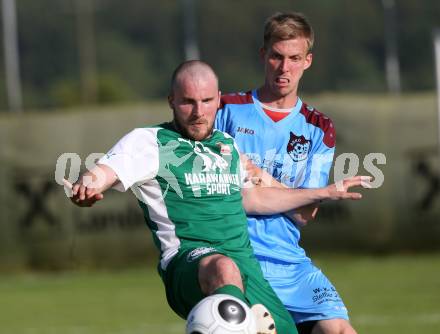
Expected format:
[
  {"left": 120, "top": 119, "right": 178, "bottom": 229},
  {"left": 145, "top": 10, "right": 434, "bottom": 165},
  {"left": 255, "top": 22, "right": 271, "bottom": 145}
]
[{"left": 136, "top": 180, "right": 180, "bottom": 270}]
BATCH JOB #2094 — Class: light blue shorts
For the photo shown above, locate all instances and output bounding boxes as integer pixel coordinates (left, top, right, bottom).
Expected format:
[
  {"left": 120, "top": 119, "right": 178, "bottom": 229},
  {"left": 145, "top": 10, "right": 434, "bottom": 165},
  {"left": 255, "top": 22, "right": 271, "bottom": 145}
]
[{"left": 257, "top": 257, "right": 349, "bottom": 324}]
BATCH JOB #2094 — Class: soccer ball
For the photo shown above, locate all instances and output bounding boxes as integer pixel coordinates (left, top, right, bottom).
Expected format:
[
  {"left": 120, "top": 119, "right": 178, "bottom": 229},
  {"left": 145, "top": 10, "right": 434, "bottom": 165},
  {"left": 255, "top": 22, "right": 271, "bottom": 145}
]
[{"left": 186, "top": 294, "right": 257, "bottom": 334}]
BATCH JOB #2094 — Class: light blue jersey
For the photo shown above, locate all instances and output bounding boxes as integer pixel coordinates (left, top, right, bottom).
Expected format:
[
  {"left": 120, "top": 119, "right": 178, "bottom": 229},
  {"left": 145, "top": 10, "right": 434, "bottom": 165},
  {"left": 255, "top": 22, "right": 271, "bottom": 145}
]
[{"left": 215, "top": 90, "right": 336, "bottom": 264}]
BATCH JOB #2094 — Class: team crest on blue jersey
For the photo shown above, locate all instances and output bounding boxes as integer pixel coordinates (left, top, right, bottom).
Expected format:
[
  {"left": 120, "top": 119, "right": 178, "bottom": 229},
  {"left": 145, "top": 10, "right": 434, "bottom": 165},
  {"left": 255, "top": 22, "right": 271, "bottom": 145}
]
[{"left": 287, "top": 132, "right": 310, "bottom": 162}]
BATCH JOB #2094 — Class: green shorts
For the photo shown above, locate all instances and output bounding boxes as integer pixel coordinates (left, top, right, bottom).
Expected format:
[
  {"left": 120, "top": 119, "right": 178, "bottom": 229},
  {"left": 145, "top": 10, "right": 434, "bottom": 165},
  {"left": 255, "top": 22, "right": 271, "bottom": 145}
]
[{"left": 159, "top": 246, "right": 297, "bottom": 334}]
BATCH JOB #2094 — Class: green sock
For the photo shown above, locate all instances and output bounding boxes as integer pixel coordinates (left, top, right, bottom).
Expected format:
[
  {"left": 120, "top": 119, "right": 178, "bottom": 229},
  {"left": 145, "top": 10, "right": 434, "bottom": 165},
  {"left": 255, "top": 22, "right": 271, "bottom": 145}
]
[{"left": 213, "top": 284, "right": 249, "bottom": 306}]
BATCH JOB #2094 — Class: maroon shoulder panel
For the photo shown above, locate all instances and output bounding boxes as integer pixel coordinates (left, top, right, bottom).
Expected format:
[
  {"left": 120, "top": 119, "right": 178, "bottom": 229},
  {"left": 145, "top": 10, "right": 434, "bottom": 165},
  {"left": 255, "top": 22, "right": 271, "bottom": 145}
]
[
  {"left": 220, "top": 91, "right": 253, "bottom": 108},
  {"left": 300, "top": 103, "right": 336, "bottom": 148}
]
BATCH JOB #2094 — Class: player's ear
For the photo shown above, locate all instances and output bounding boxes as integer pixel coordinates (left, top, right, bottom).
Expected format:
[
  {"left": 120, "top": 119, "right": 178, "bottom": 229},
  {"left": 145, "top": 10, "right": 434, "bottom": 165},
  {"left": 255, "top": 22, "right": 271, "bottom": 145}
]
[
  {"left": 259, "top": 47, "right": 266, "bottom": 63},
  {"left": 304, "top": 53, "right": 313, "bottom": 70},
  {"left": 167, "top": 94, "right": 174, "bottom": 109},
  {"left": 217, "top": 91, "right": 221, "bottom": 108}
]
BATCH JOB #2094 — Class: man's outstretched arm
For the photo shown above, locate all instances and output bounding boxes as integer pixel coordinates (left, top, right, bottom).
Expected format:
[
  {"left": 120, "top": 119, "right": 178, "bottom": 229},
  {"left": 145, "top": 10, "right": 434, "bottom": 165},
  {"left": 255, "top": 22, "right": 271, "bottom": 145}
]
[
  {"left": 242, "top": 157, "right": 319, "bottom": 225},
  {"left": 242, "top": 176, "right": 370, "bottom": 215}
]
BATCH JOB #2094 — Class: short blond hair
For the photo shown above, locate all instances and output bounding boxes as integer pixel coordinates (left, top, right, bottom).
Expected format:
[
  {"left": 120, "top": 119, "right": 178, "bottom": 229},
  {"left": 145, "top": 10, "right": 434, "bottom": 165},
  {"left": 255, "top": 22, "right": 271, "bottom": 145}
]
[{"left": 263, "top": 12, "right": 314, "bottom": 53}]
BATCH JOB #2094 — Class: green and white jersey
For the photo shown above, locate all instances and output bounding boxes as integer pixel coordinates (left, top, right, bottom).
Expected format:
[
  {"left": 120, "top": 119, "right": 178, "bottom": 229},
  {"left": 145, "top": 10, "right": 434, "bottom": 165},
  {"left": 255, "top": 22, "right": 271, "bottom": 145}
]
[{"left": 98, "top": 122, "right": 251, "bottom": 270}]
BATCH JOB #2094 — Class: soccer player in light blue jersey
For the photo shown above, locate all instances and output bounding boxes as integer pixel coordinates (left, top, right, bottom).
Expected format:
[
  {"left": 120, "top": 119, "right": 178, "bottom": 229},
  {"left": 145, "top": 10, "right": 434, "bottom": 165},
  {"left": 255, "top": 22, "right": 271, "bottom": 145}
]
[{"left": 215, "top": 12, "right": 357, "bottom": 334}]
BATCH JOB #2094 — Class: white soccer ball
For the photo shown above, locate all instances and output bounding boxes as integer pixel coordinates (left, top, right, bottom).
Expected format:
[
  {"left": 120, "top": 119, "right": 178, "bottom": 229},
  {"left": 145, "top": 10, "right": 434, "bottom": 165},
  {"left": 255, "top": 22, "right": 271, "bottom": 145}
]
[{"left": 186, "top": 294, "right": 257, "bottom": 334}]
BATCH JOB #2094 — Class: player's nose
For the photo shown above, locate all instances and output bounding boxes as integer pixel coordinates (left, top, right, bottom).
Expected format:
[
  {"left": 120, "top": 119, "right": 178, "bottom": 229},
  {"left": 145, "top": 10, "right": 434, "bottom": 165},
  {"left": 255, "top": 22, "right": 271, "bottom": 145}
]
[
  {"left": 280, "top": 58, "right": 289, "bottom": 72},
  {"left": 192, "top": 101, "right": 205, "bottom": 117}
]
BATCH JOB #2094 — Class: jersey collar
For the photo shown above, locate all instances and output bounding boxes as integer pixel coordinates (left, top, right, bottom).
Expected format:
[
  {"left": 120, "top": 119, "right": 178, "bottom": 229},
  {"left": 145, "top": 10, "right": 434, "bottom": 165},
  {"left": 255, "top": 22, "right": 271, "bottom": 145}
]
[{"left": 251, "top": 89, "right": 303, "bottom": 124}]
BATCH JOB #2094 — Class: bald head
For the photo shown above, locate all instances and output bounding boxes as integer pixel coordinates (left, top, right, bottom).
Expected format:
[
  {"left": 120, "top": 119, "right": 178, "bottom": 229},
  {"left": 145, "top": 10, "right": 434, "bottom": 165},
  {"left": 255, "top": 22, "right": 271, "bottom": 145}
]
[
  {"left": 170, "top": 60, "right": 219, "bottom": 95},
  {"left": 168, "top": 60, "right": 220, "bottom": 141}
]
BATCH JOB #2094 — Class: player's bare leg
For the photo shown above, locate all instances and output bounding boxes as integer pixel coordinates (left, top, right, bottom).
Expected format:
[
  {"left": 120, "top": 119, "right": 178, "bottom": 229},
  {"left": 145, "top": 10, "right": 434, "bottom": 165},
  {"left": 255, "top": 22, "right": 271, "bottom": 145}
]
[
  {"left": 311, "top": 319, "right": 357, "bottom": 334},
  {"left": 198, "top": 254, "right": 243, "bottom": 294}
]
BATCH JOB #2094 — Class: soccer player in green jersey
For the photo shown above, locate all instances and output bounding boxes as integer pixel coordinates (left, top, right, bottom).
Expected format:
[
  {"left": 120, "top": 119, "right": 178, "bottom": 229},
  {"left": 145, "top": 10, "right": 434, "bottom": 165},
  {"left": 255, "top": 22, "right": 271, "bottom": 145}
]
[{"left": 69, "top": 60, "right": 367, "bottom": 334}]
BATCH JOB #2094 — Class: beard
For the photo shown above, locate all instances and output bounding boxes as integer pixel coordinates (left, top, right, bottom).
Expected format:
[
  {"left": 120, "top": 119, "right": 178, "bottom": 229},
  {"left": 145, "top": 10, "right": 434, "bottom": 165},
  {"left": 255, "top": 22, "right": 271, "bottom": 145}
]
[{"left": 173, "top": 110, "right": 214, "bottom": 141}]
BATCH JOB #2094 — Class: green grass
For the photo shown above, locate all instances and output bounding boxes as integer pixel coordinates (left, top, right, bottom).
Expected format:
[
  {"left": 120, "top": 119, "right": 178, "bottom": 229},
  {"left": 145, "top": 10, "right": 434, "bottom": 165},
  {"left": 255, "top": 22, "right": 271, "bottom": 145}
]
[
  {"left": 1, "top": 254, "right": 439, "bottom": 334},
  {"left": 0, "top": 268, "right": 184, "bottom": 334},
  {"left": 313, "top": 254, "right": 440, "bottom": 333}
]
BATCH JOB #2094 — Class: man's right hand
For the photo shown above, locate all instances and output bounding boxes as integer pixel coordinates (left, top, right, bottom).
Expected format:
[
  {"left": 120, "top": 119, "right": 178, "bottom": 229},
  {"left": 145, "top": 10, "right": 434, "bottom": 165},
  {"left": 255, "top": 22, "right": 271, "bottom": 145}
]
[
  {"left": 65, "top": 164, "right": 118, "bottom": 207},
  {"left": 71, "top": 182, "right": 104, "bottom": 207}
]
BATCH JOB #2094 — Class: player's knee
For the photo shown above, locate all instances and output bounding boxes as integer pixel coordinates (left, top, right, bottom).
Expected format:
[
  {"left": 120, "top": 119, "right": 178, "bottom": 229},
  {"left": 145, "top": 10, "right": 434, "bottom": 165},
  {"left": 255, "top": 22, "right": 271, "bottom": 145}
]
[
  {"left": 311, "top": 319, "right": 356, "bottom": 334},
  {"left": 340, "top": 322, "right": 357, "bottom": 334},
  {"left": 198, "top": 254, "right": 242, "bottom": 294},
  {"left": 335, "top": 320, "right": 356, "bottom": 334}
]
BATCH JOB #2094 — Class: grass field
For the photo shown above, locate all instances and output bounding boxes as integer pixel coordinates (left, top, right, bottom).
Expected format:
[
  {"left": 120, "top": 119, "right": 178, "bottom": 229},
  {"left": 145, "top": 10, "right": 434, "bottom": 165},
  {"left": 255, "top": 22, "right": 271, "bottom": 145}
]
[{"left": 1, "top": 254, "right": 439, "bottom": 334}]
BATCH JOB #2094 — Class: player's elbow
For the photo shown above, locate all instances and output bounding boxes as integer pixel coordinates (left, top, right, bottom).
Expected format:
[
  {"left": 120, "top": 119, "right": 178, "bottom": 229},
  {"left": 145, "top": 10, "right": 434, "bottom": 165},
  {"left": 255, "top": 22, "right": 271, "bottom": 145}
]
[
  {"left": 294, "top": 216, "right": 309, "bottom": 227},
  {"left": 242, "top": 195, "right": 257, "bottom": 214},
  {"left": 241, "top": 187, "right": 262, "bottom": 215}
]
